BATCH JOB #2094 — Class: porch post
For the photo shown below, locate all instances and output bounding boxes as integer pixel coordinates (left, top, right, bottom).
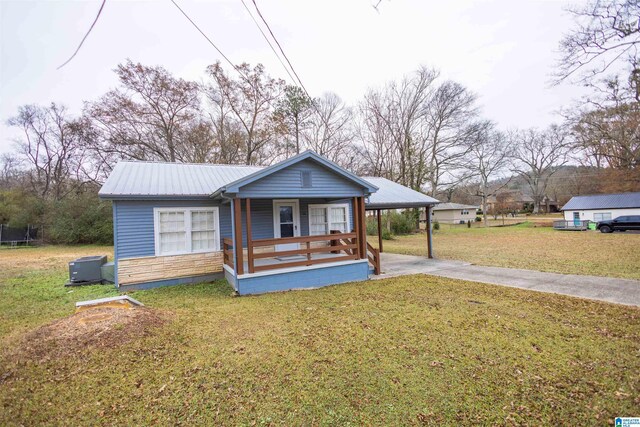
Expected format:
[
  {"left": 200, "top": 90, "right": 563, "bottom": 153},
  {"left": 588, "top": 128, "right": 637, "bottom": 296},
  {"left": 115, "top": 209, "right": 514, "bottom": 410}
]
[
  {"left": 377, "top": 208, "right": 383, "bottom": 253},
  {"left": 245, "top": 198, "right": 254, "bottom": 274},
  {"left": 426, "top": 205, "right": 434, "bottom": 259},
  {"left": 352, "top": 197, "right": 361, "bottom": 258},
  {"left": 233, "top": 198, "right": 244, "bottom": 275},
  {"left": 358, "top": 196, "right": 367, "bottom": 259}
]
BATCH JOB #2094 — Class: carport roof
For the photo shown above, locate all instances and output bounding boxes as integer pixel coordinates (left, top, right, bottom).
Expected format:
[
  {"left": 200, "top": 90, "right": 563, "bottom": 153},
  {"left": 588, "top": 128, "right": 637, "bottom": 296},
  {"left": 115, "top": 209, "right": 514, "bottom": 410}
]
[{"left": 362, "top": 177, "right": 439, "bottom": 209}]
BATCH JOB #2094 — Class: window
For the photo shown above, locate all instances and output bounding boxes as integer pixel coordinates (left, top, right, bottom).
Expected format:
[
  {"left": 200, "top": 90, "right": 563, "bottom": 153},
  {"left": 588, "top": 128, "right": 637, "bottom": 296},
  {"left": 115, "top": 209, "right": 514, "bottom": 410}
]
[
  {"left": 308, "top": 203, "right": 350, "bottom": 235},
  {"left": 154, "top": 207, "right": 219, "bottom": 256},
  {"left": 461, "top": 210, "right": 469, "bottom": 215},
  {"left": 593, "top": 212, "right": 612, "bottom": 222}
]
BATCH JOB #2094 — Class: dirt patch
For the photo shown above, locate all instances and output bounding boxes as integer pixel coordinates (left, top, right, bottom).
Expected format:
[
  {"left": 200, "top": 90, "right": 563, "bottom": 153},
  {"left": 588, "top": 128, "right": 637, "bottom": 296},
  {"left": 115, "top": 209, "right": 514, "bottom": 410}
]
[{"left": 11, "top": 306, "right": 170, "bottom": 362}]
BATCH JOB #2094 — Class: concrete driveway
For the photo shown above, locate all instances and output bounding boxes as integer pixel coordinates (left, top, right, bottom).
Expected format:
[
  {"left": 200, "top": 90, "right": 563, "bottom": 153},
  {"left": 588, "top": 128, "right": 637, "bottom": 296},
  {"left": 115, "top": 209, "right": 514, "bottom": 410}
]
[{"left": 374, "top": 253, "right": 640, "bottom": 307}]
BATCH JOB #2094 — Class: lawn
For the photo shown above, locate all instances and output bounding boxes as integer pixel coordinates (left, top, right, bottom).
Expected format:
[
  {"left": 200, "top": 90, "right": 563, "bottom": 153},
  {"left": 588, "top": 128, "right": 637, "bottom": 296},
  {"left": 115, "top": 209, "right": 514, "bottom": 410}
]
[
  {"left": 1, "top": 246, "right": 639, "bottom": 425},
  {"left": 377, "top": 222, "right": 640, "bottom": 280}
]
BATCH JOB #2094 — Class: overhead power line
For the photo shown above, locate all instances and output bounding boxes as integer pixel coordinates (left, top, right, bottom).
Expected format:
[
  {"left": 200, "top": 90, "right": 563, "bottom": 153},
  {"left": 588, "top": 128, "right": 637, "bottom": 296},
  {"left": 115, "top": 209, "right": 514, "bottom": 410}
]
[
  {"left": 249, "top": 0, "right": 313, "bottom": 100},
  {"left": 170, "top": 0, "right": 248, "bottom": 79},
  {"left": 239, "top": 0, "right": 297, "bottom": 85},
  {"left": 57, "top": 0, "right": 107, "bottom": 69}
]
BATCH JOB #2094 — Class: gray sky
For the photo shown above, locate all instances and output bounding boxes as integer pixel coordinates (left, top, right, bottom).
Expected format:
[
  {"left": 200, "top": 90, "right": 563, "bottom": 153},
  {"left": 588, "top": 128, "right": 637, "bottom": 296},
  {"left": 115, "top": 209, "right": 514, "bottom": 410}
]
[{"left": 0, "top": 0, "right": 583, "bottom": 155}]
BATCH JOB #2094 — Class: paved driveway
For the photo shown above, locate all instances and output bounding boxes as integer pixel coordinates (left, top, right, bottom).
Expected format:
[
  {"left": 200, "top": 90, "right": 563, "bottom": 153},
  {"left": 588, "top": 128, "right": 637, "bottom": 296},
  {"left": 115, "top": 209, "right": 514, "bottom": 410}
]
[{"left": 375, "top": 253, "right": 640, "bottom": 307}]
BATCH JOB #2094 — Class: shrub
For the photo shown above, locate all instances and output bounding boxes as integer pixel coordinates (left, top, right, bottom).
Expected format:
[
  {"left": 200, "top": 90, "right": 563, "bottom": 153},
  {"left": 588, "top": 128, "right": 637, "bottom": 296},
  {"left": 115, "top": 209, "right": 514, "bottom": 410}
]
[
  {"left": 46, "top": 192, "right": 113, "bottom": 245},
  {"left": 365, "top": 216, "right": 393, "bottom": 240},
  {"left": 475, "top": 216, "right": 482, "bottom": 222},
  {"left": 433, "top": 220, "right": 440, "bottom": 231}
]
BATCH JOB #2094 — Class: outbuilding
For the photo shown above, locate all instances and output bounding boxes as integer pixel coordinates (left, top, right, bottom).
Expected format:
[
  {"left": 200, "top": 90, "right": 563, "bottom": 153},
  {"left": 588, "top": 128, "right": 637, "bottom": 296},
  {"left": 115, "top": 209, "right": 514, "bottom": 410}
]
[
  {"left": 428, "top": 202, "right": 479, "bottom": 224},
  {"left": 561, "top": 192, "right": 640, "bottom": 224}
]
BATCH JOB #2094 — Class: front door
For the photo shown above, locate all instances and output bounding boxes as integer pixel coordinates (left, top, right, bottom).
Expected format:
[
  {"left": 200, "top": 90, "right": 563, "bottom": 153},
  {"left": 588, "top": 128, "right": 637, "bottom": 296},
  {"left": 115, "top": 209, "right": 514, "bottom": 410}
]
[
  {"left": 273, "top": 200, "right": 300, "bottom": 251},
  {"left": 573, "top": 212, "right": 581, "bottom": 227}
]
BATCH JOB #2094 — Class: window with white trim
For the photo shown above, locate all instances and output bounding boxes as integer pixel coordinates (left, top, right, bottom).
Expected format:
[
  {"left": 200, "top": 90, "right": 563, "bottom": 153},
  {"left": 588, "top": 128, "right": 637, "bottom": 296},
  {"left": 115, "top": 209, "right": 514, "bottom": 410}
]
[
  {"left": 593, "top": 212, "right": 612, "bottom": 222},
  {"left": 308, "top": 203, "right": 350, "bottom": 235},
  {"left": 154, "top": 207, "right": 219, "bottom": 255}
]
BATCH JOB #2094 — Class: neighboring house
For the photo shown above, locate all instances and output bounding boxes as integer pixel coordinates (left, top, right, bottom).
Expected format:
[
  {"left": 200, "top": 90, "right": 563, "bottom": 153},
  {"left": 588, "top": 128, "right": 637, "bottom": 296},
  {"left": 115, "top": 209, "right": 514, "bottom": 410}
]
[
  {"left": 99, "top": 150, "right": 438, "bottom": 295},
  {"left": 427, "top": 203, "right": 479, "bottom": 224},
  {"left": 561, "top": 192, "right": 640, "bottom": 223}
]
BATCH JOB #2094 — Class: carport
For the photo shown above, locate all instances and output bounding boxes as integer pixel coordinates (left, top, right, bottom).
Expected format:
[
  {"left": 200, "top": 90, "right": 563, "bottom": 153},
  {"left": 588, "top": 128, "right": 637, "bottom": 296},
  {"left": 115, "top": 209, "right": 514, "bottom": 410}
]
[{"left": 362, "top": 177, "right": 439, "bottom": 259}]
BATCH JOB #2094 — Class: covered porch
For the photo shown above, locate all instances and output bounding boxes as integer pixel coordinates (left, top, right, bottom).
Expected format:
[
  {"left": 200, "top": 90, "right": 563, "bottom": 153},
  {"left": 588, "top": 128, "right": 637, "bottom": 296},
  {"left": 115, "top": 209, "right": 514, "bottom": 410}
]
[{"left": 221, "top": 196, "right": 378, "bottom": 294}]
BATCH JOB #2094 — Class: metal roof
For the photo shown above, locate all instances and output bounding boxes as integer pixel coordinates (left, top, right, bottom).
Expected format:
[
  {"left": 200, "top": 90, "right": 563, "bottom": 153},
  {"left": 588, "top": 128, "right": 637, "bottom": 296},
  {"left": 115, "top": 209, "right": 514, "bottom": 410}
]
[
  {"left": 432, "top": 202, "right": 479, "bottom": 211},
  {"left": 99, "top": 161, "right": 440, "bottom": 208},
  {"left": 362, "top": 177, "right": 439, "bottom": 209},
  {"left": 98, "top": 161, "right": 262, "bottom": 199},
  {"left": 561, "top": 192, "right": 640, "bottom": 211}
]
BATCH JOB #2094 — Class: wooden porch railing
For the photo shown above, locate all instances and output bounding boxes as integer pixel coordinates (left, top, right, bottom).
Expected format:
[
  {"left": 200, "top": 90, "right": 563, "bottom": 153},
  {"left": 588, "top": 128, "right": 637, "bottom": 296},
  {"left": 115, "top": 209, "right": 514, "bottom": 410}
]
[
  {"left": 366, "top": 241, "right": 381, "bottom": 275},
  {"left": 248, "top": 232, "right": 359, "bottom": 273},
  {"left": 223, "top": 237, "right": 234, "bottom": 268}
]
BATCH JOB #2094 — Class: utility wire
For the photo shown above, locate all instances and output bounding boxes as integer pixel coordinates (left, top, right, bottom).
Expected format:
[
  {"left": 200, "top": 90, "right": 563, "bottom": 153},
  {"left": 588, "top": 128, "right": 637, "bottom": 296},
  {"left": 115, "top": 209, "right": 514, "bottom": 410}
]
[
  {"left": 249, "top": 0, "right": 313, "bottom": 100},
  {"left": 57, "top": 0, "right": 107, "bottom": 69},
  {"left": 170, "top": 0, "right": 248, "bottom": 79},
  {"left": 239, "top": 0, "right": 297, "bottom": 85}
]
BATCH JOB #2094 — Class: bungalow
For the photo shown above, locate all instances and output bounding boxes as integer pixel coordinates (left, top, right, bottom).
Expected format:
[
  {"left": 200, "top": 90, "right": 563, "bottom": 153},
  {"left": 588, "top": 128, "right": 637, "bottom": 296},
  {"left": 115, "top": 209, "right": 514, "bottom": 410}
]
[
  {"left": 99, "top": 151, "right": 438, "bottom": 295},
  {"left": 428, "top": 203, "right": 479, "bottom": 224},
  {"left": 561, "top": 192, "right": 640, "bottom": 224}
]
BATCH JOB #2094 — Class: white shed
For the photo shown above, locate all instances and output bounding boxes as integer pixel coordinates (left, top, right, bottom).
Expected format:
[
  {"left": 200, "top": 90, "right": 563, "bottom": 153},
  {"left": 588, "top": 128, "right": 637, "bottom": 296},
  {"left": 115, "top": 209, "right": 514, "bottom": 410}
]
[{"left": 561, "top": 192, "right": 640, "bottom": 223}]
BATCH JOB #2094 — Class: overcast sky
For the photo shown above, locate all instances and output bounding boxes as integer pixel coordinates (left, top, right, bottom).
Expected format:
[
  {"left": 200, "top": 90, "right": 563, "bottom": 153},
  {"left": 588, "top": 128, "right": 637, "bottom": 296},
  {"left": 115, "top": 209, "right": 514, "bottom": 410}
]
[{"left": 0, "top": 0, "right": 584, "bottom": 155}]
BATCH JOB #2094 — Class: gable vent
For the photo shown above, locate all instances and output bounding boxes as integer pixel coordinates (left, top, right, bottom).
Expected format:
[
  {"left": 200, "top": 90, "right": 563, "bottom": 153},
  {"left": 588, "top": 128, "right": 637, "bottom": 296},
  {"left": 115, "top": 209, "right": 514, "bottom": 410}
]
[{"left": 301, "top": 171, "right": 312, "bottom": 188}]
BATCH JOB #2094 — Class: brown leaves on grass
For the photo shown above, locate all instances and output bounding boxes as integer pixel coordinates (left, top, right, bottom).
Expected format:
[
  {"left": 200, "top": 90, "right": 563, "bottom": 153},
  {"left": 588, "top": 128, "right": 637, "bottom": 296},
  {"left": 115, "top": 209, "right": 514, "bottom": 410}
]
[{"left": 8, "top": 306, "right": 170, "bottom": 362}]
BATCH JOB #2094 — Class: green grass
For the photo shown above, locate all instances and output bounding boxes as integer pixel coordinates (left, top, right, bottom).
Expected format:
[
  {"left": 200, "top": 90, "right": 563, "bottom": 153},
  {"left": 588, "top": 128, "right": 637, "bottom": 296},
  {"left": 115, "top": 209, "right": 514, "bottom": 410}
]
[
  {"left": 377, "top": 222, "right": 640, "bottom": 280},
  {"left": 1, "top": 246, "right": 639, "bottom": 425}
]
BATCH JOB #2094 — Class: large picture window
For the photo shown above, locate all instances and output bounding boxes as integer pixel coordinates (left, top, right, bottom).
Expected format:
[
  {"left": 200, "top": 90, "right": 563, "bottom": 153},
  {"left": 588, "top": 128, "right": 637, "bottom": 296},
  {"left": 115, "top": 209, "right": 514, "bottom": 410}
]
[
  {"left": 154, "top": 207, "right": 219, "bottom": 256},
  {"left": 308, "top": 203, "right": 350, "bottom": 235}
]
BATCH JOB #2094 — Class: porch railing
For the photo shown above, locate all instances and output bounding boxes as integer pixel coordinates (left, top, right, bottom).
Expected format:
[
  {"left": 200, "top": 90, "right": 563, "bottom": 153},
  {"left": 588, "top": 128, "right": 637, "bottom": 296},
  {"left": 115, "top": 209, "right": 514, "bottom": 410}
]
[
  {"left": 248, "top": 232, "right": 359, "bottom": 273},
  {"left": 223, "top": 237, "right": 234, "bottom": 268},
  {"left": 553, "top": 220, "right": 590, "bottom": 230},
  {"left": 366, "top": 241, "right": 381, "bottom": 275}
]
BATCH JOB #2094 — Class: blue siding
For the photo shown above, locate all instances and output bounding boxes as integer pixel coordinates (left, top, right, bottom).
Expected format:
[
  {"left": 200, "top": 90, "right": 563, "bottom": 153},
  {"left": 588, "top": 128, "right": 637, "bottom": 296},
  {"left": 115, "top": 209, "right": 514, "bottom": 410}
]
[
  {"left": 114, "top": 199, "right": 221, "bottom": 259},
  {"left": 236, "top": 159, "right": 366, "bottom": 198},
  {"left": 236, "top": 260, "right": 369, "bottom": 295},
  {"left": 114, "top": 197, "right": 357, "bottom": 260}
]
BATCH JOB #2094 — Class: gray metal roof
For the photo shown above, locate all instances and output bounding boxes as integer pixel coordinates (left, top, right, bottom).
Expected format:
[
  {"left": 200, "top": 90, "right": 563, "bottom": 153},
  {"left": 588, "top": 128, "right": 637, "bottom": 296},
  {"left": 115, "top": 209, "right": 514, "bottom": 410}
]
[
  {"left": 433, "top": 202, "right": 479, "bottom": 211},
  {"left": 561, "top": 192, "right": 640, "bottom": 211},
  {"left": 362, "top": 177, "right": 439, "bottom": 209},
  {"left": 98, "top": 161, "right": 262, "bottom": 199},
  {"left": 99, "top": 161, "right": 440, "bottom": 208}
]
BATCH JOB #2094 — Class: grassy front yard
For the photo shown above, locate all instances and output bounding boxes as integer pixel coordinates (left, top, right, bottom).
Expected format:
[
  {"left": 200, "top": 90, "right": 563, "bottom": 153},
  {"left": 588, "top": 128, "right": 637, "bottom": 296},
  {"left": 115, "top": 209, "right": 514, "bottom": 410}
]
[
  {"left": 377, "top": 222, "right": 640, "bottom": 280},
  {"left": 1, "top": 246, "right": 639, "bottom": 425}
]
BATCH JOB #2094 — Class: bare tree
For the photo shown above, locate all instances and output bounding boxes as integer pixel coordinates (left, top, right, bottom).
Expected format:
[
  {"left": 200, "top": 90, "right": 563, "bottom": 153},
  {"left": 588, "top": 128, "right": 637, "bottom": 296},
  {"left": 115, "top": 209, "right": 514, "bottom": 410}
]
[
  {"left": 87, "top": 60, "right": 206, "bottom": 164},
  {"left": 7, "top": 103, "right": 87, "bottom": 200},
  {"left": 303, "top": 92, "right": 356, "bottom": 166},
  {"left": 206, "top": 62, "right": 285, "bottom": 165},
  {"left": 510, "top": 126, "right": 570, "bottom": 214},
  {"left": 556, "top": 0, "right": 640, "bottom": 85},
  {"left": 467, "top": 124, "right": 513, "bottom": 226},
  {"left": 423, "top": 81, "right": 480, "bottom": 196},
  {"left": 358, "top": 67, "right": 439, "bottom": 190}
]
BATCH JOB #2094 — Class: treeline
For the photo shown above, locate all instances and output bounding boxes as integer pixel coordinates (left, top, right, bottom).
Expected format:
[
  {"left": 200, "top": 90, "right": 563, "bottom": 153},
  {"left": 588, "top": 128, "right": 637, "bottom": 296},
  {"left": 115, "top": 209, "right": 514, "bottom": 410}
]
[{"left": 1, "top": 1, "right": 639, "bottom": 241}]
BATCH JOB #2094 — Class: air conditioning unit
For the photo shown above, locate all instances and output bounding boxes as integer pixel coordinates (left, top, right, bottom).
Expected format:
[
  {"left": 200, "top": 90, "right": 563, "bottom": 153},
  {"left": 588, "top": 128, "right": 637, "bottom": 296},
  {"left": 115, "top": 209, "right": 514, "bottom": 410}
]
[{"left": 67, "top": 255, "right": 107, "bottom": 286}]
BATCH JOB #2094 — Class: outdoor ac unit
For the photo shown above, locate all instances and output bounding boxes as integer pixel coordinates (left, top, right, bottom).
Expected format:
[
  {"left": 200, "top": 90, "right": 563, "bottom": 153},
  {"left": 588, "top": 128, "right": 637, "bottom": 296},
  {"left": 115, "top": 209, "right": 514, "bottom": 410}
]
[{"left": 68, "top": 255, "right": 107, "bottom": 285}]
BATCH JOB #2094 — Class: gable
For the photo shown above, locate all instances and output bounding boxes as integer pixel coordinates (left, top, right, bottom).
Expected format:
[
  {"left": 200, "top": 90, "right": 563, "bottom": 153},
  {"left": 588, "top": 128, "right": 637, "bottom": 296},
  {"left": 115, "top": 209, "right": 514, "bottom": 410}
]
[{"left": 235, "top": 159, "right": 367, "bottom": 198}]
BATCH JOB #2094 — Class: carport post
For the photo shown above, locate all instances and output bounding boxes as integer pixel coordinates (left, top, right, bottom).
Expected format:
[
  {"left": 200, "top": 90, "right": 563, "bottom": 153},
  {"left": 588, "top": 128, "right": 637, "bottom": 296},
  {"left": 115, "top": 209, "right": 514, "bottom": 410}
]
[
  {"left": 377, "top": 209, "right": 383, "bottom": 253},
  {"left": 426, "top": 205, "right": 434, "bottom": 259}
]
